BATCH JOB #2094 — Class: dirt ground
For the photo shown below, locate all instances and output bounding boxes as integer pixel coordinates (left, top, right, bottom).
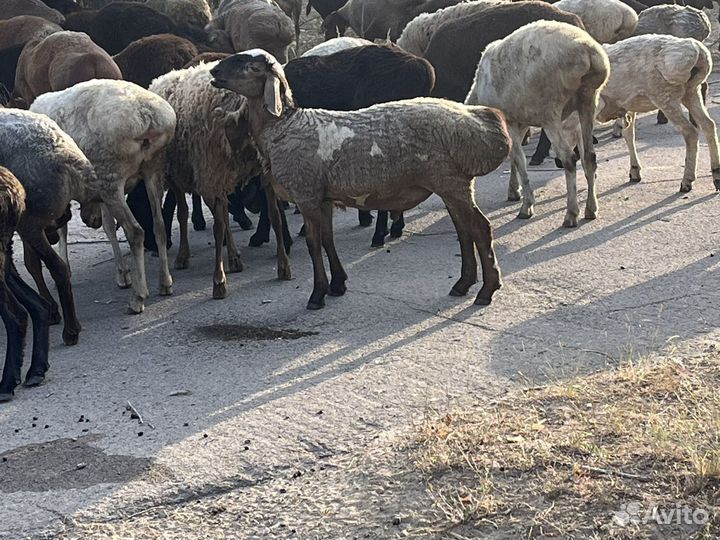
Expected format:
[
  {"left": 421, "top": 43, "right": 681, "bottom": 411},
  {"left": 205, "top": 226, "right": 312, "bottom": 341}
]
[{"left": 2, "top": 7, "right": 720, "bottom": 540}]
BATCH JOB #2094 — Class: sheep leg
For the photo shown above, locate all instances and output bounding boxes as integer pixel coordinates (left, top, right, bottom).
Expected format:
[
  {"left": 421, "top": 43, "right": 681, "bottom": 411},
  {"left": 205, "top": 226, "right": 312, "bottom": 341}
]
[
  {"left": 57, "top": 224, "right": 68, "bottom": 266},
  {"left": 443, "top": 200, "right": 478, "bottom": 297},
  {"left": 279, "top": 200, "right": 293, "bottom": 253},
  {"left": 103, "top": 195, "right": 149, "bottom": 315},
  {"left": 508, "top": 161, "right": 521, "bottom": 202},
  {"left": 223, "top": 204, "right": 243, "bottom": 274},
  {"left": 543, "top": 124, "right": 580, "bottom": 227},
  {"left": 509, "top": 124, "right": 534, "bottom": 218},
  {"left": 661, "top": 103, "right": 700, "bottom": 192},
  {"left": 20, "top": 228, "right": 81, "bottom": 345},
  {"left": 210, "top": 198, "right": 231, "bottom": 300},
  {"left": 682, "top": 85, "right": 720, "bottom": 191},
  {"left": 611, "top": 118, "right": 624, "bottom": 139},
  {"left": 371, "top": 210, "right": 389, "bottom": 247},
  {"left": 656, "top": 110, "right": 668, "bottom": 125},
  {"left": 8, "top": 269, "right": 50, "bottom": 388},
  {"left": 577, "top": 99, "right": 599, "bottom": 220},
  {"left": 321, "top": 201, "right": 347, "bottom": 297},
  {"left": 191, "top": 193, "right": 206, "bottom": 231},
  {"left": 529, "top": 129, "right": 552, "bottom": 166},
  {"left": 390, "top": 212, "right": 404, "bottom": 238},
  {"left": 0, "top": 278, "right": 27, "bottom": 402},
  {"left": 174, "top": 189, "right": 190, "bottom": 270},
  {"left": 358, "top": 210, "right": 373, "bottom": 227},
  {"left": 23, "top": 241, "right": 60, "bottom": 325},
  {"left": 249, "top": 187, "right": 271, "bottom": 247},
  {"left": 265, "top": 183, "right": 291, "bottom": 280},
  {"left": 101, "top": 204, "right": 132, "bottom": 289},
  {"left": 298, "top": 202, "right": 328, "bottom": 310},
  {"left": 143, "top": 171, "right": 173, "bottom": 296},
  {"left": 622, "top": 112, "right": 641, "bottom": 182}
]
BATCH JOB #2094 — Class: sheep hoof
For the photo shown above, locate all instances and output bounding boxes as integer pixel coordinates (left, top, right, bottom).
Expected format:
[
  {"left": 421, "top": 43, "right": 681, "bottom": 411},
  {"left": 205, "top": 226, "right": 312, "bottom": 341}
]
[
  {"left": 517, "top": 208, "right": 533, "bottom": 220},
  {"left": 371, "top": 234, "right": 386, "bottom": 248},
  {"left": 213, "top": 282, "right": 227, "bottom": 299},
  {"left": 679, "top": 181, "right": 693, "bottom": 193},
  {"left": 449, "top": 283, "right": 471, "bottom": 296},
  {"left": 228, "top": 256, "right": 243, "bottom": 273},
  {"left": 277, "top": 265, "right": 292, "bottom": 281},
  {"left": 507, "top": 190, "right": 522, "bottom": 202},
  {"left": 235, "top": 213, "right": 253, "bottom": 231},
  {"left": 249, "top": 233, "right": 269, "bottom": 247},
  {"left": 192, "top": 215, "right": 206, "bottom": 232},
  {"left": 0, "top": 392, "right": 14, "bottom": 403},
  {"left": 329, "top": 282, "right": 346, "bottom": 296},
  {"left": 159, "top": 284, "right": 173, "bottom": 296},
  {"left": 23, "top": 374, "right": 45, "bottom": 387},
  {"left": 563, "top": 214, "right": 578, "bottom": 228},
  {"left": 714, "top": 178, "right": 720, "bottom": 191},
  {"left": 358, "top": 212, "right": 373, "bottom": 227},
  {"left": 175, "top": 258, "right": 189, "bottom": 270},
  {"left": 475, "top": 282, "right": 500, "bottom": 305},
  {"left": 62, "top": 329, "right": 80, "bottom": 346},
  {"left": 390, "top": 221, "right": 404, "bottom": 238},
  {"left": 529, "top": 155, "right": 545, "bottom": 166},
  {"left": 116, "top": 270, "right": 132, "bottom": 289},
  {"left": 584, "top": 208, "right": 598, "bottom": 220},
  {"left": 629, "top": 175, "right": 641, "bottom": 183},
  {"left": 306, "top": 299, "right": 325, "bottom": 310}
]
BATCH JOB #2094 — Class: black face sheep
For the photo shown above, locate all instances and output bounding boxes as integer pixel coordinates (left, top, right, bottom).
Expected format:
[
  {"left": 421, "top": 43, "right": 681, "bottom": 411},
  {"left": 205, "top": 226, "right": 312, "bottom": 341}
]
[
  {"left": 0, "top": 166, "right": 52, "bottom": 403},
  {"left": 424, "top": 1, "right": 586, "bottom": 103},
  {"left": 2, "top": 0, "right": 65, "bottom": 25},
  {"left": 14, "top": 31, "right": 122, "bottom": 106},
  {"left": 466, "top": 20, "right": 609, "bottom": 227},
  {"left": 30, "top": 80, "right": 177, "bottom": 314},
  {"left": 211, "top": 50, "right": 511, "bottom": 310},
  {"left": 0, "top": 109, "right": 102, "bottom": 346},
  {"left": 597, "top": 35, "right": 720, "bottom": 193}
]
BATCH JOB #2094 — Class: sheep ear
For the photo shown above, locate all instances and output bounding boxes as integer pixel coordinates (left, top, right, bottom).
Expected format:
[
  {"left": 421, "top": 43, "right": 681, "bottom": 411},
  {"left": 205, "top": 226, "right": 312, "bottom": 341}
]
[{"left": 264, "top": 72, "right": 283, "bottom": 118}]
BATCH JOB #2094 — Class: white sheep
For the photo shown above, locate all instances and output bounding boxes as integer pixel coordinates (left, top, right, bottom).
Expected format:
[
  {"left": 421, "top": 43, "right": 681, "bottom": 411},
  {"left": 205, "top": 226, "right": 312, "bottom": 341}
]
[
  {"left": 210, "top": 49, "right": 511, "bottom": 309},
  {"left": 397, "top": 0, "right": 504, "bottom": 56},
  {"left": 633, "top": 4, "right": 711, "bottom": 40},
  {"left": 553, "top": 0, "right": 638, "bottom": 43},
  {"left": 597, "top": 35, "right": 720, "bottom": 192},
  {"left": 30, "top": 80, "right": 177, "bottom": 314},
  {"left": 149, "top": 62, "right": 289, "bottom": 300},
  {"left": 301, "top": 37, "right": 373, "bottom": 57},
  {"left": 466, "top": 20, "right": 610, "bottom": 227}
]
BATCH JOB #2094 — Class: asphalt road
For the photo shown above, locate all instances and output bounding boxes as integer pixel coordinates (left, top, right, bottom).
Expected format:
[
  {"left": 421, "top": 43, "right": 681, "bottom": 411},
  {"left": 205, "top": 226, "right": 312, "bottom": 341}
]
[{"left": 1, "top": 83, "right": 719, "bottom": 538}]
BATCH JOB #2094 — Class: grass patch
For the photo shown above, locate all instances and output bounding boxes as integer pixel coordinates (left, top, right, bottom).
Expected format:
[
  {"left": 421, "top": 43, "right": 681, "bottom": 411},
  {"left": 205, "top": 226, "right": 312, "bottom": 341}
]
[{"left": 414, "top": 349, "right": 720, "bottom": 539}]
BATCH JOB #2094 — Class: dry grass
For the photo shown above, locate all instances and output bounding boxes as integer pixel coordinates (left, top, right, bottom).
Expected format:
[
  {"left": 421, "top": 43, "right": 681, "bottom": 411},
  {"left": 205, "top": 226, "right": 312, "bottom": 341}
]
[{"left": 413, "top": 347, "right": 720, "bottom": 539}]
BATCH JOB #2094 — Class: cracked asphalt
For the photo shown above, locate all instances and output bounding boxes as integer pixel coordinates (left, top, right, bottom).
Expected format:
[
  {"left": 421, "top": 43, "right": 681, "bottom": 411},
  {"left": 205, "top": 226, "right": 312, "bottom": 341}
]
[{"left": 1, "top": 80, "right": 720, "bottom": 538}]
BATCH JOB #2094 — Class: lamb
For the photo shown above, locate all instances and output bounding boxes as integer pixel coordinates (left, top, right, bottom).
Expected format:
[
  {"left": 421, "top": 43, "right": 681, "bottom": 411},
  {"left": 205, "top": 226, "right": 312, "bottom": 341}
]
[
  {"left": 205, "top": 0, "right": 295, "bottom": 62},
  {"left": 14, "top": 31, "right": 122, "bottom": 106},
  {"left": 597, "top": 35, "right": 720, "bottom": 193},
  {"left": 0, "top": 166, "right": 52, "bottom": 402},
  {"left": 301, "top": 37, "right": 373, "bottom": 57},
  {"left": 424, "top": 1, "right": 585, "bottom": 102},
  {"left": 466, "top": 21, "right": 610, "bottom": 227},
  {"left": 0, "top": 16, "right": 62, "bottom": 92},
  {"left": 210, "top": 50, "right": 511, "bottom": 309},
  {"left": 30, "top": 80, "right": 177, "bottom": 314},
  {"left": 145, "top": 0, "right": 213, "bottom": 29},
  {"left": 1, "top": 0, "right": 65, "bottom": 25},
  {"left": 0, "top": 108, "right": 101, "bottom": 347},
  {"left": 150, "top": 62, "right": 290, "bottom": 299},
  {"left": 553, "top": 0, "right": 638, "bottom": 43},
  {"left": 397, "top": 0, "right": 504, "bottom": 56}
]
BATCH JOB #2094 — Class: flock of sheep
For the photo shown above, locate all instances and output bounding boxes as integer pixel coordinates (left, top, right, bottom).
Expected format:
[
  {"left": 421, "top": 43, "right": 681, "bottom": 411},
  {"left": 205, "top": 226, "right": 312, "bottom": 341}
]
[{"left": 0, "top": 0, "right": 718, "bottom": 402}]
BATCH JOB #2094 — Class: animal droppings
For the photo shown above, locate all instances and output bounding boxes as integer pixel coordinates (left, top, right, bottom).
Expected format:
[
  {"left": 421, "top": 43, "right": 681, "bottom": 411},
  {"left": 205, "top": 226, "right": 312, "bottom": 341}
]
[{"left": 193, "top": 324, "right": 318, "bottom": 342}]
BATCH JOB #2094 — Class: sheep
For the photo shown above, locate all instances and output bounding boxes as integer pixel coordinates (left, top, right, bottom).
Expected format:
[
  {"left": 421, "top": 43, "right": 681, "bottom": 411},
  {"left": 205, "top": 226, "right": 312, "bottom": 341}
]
[
  {"left": 0, "top": 16, "right": 62, "bottom": 92},
  {"left": 2, "top": 0, "right": 65, "bottom": 25},
  {"left": 553, "top": 0, "right": 638, "bottom": 43},
  {"left": 14, "top": 31, "right": 122, "bottom": 106},
  {"left": 30, "top": 80, "right": 177, "bottom": 314},
  {"left": 597, "top": 35, "right": 720, "bottom": 193},
  {"left": 273, "top": 0, "right": 302, "bottom": 52},
  {"left": 425, "top": 1, "right": 586, "bottom": 102},
  {"left": 634, "top": 4, "right": 711, "bottom": 39},
  {"left": 0, "top": 108, "right": 101, "bottom": 347},
  {"left": 397, "top": 0, "right": 504, "bottom": 56},
  {"left": 150, "top": 62, "right": 290, "bottom": 300},
  {"left": 0, "top": 166, "right": 52, "bottom": 403},
  {"left": 323, "top": 0, "right": 461, "bottom": 41},
  {"left": 145, "top": 0, "right": 213, "bottom": 28},
  {"left": 301, "top": 37, "right": 373, "bottom": 57},
  {"left": 205, "top": 0, "right": 295, "bottom": 62},
  {"left": 41, "top": 0, "right": 85, "bottom": 14},
  {"left": 306, "top": 0, "right": 346, "bottom": 19},
  {"left": 466, "top": 20, "right": 610, "bottom": 227},
  {"left": 210, "top": 50, "right": 511, "bottom": 309}
]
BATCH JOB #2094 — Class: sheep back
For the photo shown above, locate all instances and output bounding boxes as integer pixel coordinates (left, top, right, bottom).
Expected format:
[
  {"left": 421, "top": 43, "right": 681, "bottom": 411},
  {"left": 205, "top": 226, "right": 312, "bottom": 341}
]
[
  {"left": 285, "top": 44, "right": 435, "bottom": 110},
  {"left": 0, "top": 15, "right": 63, "bottom": 50},
  {"left": 634, "top": 5, "right": 711, "bottom": 41},
  {"left": 553, "top": 0, "right": 637, "bottom": 43},
  {"left": 30, "top": 79, "right": 176, "bottom": 179},
  {"left": 14, "top": 31, "right": 122, "bottom": 105},
  {"left": 145, "top": 0, "right": 212, "bottom": 29},
  {"left": 260, "top": 99, "right": 510, "bottom": 203},
  {"left": 114, "top": 33, "right": 199, "bottom": 89},
  {"left": 1, "top": 0, "right": 65, "bottom": 25},
  {"left": 466, "top": 20, "right": 610, "bottom": 127},
  {"left": 149, "top": 63, "right": 259, "bottom": 199},
  {"left": 302, "top": 37, "right": 374, "bottom": 57},
  {"left": 424, "top": 1, "right": 585, "bottom": 102},
  {"left": 0, "top": 108, "right": 97, "bottom": 216}
]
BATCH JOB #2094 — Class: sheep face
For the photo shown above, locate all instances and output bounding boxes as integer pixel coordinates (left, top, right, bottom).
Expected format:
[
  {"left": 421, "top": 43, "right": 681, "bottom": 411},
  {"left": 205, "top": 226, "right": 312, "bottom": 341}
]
[
  {"left": 80, "top": 201, "right": 102, "bottom": 229},
  {"left": 204, "top": 24, "right": 235, "bottom": 53},
  {"left": 211, "top": 50, "right": 292, "bottom": 117}
]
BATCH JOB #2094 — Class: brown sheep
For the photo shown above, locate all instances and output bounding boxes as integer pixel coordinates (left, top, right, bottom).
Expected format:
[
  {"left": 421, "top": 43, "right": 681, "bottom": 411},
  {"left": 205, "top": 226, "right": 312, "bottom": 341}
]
[
  {"left": 14, "top": 30, "right": 122, "bottom": 106},
  {"left": 0, "top": 16, "right": 62, "bottom": 92},
  {"left": 1, "top": 0, "right": 65, "bottom": 25}
]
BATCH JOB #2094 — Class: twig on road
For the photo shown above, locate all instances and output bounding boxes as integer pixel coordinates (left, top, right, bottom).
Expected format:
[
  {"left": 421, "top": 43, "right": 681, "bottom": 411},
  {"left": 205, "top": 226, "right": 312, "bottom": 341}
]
[{"left": 126, "top": 401, "right": 155, "bottom": 429}]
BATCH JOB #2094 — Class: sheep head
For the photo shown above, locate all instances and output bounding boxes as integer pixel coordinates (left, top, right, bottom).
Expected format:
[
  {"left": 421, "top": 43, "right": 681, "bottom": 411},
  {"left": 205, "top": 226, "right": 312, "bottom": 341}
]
[
  {"left": 204, "top": 20, "right": 235, "bottom": 53},
  {"left": 210, "top": 49, "right": 293, "bottom": 118}
]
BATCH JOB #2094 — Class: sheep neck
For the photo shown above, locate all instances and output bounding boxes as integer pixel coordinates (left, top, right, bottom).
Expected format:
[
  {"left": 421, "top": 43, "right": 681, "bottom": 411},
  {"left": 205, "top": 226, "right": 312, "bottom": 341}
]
[{"left": 245, "top": 96, "right": 293, "bottom": 158}]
